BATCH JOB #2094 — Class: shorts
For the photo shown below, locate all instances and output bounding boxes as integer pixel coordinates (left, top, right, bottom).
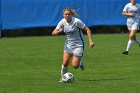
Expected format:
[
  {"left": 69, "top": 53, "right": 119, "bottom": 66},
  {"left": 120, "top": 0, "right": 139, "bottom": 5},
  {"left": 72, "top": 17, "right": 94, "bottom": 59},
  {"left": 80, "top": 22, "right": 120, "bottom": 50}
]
[
  {"left": 64, "top": 45, "right": 84, "bottom": 56},
  {"left": 127, "top": 22, "right": 139, "bottom": 30}
]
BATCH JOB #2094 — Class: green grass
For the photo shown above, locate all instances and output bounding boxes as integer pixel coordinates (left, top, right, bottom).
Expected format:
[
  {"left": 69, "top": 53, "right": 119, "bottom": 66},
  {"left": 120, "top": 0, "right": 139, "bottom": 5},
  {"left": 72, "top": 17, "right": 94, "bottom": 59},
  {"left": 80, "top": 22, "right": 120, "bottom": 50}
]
[{"left": 0, "top": 34, "right": 140, "bottom": 93}]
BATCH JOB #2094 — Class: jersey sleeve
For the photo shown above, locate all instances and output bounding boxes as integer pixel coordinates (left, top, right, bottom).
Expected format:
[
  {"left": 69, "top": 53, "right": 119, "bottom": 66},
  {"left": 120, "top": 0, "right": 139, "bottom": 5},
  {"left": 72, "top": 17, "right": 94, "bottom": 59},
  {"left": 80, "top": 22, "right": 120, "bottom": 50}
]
[
  {"left": 56, "top": 20, "right": 64, "bottom": 30},
  {"left": 123, "top": 4, "right": 128, "bottom": 12},
  {"left": 76, "top": 19, "right": 85, "bottom": 29}
]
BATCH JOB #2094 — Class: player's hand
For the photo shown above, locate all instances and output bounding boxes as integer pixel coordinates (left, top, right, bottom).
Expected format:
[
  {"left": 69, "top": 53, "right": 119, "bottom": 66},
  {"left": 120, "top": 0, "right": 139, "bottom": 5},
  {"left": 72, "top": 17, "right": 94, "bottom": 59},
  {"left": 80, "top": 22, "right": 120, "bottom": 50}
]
[
  {"left": 128, "top": 13, "right": 136, "bottom": 17},
  {"left": 90, "top": 41, "right": 95, "bottom": 48}
]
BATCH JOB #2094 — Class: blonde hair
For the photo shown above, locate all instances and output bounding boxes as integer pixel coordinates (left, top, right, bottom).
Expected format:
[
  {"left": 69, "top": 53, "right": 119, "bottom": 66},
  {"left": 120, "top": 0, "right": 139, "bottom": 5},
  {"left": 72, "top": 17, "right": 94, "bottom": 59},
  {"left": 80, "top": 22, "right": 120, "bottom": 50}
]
[{"left": 63, "top": 8, "right": 78, "bottom": 17}]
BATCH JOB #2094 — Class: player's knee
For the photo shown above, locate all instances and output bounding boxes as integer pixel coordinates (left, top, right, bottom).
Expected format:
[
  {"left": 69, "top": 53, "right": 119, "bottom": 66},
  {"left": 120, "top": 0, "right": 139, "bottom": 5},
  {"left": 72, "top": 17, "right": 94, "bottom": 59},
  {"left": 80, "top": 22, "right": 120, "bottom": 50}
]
[{"left": 72, "top": 64, "right": 79, "bottom": 69}]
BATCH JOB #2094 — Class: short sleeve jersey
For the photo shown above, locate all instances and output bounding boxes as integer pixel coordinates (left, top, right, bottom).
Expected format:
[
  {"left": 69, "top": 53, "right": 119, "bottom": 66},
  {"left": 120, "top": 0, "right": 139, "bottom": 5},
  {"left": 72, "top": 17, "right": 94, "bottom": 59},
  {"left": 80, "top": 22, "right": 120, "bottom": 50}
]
[
  {"left": 56, "top": 17, "right": 85, "bottom": 48},
  {"left": 123, "top": 3, "right": 140, "bottom": 24}
]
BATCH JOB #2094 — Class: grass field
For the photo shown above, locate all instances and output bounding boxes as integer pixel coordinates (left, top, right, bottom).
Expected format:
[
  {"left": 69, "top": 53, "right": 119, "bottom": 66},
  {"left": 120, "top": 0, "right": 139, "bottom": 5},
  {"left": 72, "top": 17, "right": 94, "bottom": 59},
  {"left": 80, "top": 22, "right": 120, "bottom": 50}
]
[{"left": 0, "top": 34, "right": 140, "bottom": 93}]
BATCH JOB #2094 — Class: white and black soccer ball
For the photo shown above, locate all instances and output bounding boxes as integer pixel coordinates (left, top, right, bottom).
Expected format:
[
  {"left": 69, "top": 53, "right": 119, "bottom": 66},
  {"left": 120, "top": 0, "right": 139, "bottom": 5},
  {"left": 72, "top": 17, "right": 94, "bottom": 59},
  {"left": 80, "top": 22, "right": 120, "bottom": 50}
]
[{"left": 62, "top": 72, "right": 74, "bottom": 83}]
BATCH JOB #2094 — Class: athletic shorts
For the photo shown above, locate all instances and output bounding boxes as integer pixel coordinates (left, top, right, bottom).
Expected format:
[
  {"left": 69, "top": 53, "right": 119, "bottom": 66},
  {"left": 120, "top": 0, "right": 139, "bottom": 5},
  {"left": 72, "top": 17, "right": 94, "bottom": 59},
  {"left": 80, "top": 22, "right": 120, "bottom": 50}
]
[
  {"left": 64, "top": 45, "right": 84, "bottom": 56},
  {"left": 127, "top": 22, "right": 139, "bottom": 30}
]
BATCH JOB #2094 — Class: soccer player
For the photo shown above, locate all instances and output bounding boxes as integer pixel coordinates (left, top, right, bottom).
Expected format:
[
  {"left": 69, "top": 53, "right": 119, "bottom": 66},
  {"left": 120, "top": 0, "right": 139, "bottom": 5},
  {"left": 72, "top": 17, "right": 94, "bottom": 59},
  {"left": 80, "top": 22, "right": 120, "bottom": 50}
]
[
  {"left": 52, "top": 8, "right": 94, "bottom": 82},
  {"left": 122, "top": 0, "right": 140, "bottom": 55}
]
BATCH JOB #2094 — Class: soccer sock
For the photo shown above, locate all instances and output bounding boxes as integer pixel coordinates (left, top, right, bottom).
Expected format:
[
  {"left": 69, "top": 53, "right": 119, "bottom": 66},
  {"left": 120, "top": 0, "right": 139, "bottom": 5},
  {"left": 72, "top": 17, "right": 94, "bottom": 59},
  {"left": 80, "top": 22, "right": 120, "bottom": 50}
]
[
  {"left": 126, "top": 39, "right": 133, "bottom": 51},
  {"left": 80, "top": 61, "right": 83, "bottom": 67},
  {"left": 135, "top": 37, "right": 140, "bottom": 45},
  {"left": 61, "top": 65, "right": 68, "bottom": 77}
]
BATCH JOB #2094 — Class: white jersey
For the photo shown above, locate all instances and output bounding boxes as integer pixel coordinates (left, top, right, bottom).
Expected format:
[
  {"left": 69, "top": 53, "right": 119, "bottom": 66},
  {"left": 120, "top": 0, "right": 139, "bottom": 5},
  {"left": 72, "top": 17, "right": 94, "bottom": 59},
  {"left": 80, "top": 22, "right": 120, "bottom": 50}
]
[
  {"left": 56, "top": 17, "right": 85, "bottom": 48},
  {"left": 123, "top": 3, "right": 140, "bottom": 26}
]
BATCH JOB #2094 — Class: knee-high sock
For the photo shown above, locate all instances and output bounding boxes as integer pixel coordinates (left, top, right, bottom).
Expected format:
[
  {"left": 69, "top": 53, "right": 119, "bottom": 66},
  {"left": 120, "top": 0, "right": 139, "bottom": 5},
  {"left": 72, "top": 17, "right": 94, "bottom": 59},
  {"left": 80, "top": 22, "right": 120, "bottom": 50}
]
[
  {"left": 126, "top": 39, "right": 133, "bottom": 51},
  {"left": 135, "top": 37, "right": 140, "bottom": 45},
  {"left": 80, "top": 61, "right": 83, "bottom": 67},
  {"left": 61, "top": 65, "right": 68, "bottom": 77}
]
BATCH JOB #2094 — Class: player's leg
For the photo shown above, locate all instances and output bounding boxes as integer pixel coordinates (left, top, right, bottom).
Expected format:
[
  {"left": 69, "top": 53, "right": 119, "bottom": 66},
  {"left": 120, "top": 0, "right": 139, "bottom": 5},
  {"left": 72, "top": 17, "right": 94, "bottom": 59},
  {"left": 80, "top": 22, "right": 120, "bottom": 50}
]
[
  {"left": 72, "top": 47, "right": 85, "bottom": 70},
  {"left": 59, "top": 52, "right": 72, "bottom": 82},
  {"left": 134, "top": 34, "right": 140, "bottom": 46},
  {"left": 72, "top": 56, "right": 81, "bottom": 69},
  {"left": 123, "top": 30, "right": 136, "bottom": 55},
  {"left": 60, "top": 45, "right": 73, "bottom": 77},
  {"left": 61, "top": 52, "right": 72, "bottom": 77},
  {"left": 79, "top": 60, "right": 85, "bottom": 71},
  {"left": 133, "top": 24, "right": 140, "bottom": 46},
  {"left": 122, "top": 25, "right": 131, "bottom": 55}
]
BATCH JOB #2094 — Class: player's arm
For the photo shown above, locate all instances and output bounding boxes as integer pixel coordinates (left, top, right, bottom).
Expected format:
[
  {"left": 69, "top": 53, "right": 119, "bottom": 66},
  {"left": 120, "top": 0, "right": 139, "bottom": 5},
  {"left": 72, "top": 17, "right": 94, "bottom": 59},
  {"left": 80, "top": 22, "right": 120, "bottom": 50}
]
[
  {"left": 52, "top": 20, "right": 63, "bottom": 36},
  {"left": 122, "top": 11, "right": 136, "bottom": 17},
  {"left": 52, "top": 28, "right": 63, "bottom": 36},
  {"left": 122, "top": 5, "right": 136, "bottom": 17},
  {"left": 83, "top": 26, "right": 94, "bottom": 48}
]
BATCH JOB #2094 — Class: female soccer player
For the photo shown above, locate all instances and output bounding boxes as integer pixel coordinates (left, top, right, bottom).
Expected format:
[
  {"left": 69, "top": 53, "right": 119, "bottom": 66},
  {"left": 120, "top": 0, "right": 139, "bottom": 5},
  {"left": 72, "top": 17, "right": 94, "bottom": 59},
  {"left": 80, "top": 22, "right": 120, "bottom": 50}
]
[
  {"left": 52, "top": 8, "right": 94, "bottom": 82},
  {"left": 122, "top": 0, "right": 140, "bottom": 55}
]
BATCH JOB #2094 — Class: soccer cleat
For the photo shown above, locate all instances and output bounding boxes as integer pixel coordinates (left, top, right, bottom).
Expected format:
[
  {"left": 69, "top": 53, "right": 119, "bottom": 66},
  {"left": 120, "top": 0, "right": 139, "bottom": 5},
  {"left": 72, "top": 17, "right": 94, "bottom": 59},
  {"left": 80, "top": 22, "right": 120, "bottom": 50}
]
[
  {"left": 122, "top": 51, "right": 128, "bottom": 55},
  {"left": 80, "top": 62, "right": 85, "bottom": 71}
]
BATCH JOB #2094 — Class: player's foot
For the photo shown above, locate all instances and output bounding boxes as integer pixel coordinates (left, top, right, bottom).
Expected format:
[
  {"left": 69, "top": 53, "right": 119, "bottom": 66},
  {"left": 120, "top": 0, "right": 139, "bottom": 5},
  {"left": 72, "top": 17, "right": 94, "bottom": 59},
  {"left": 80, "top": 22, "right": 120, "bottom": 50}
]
[
  {"left": 58, "top": 79, "right": 63, "bottom": 83},
  {"left": 80, "top": 62, "right": 85, "bottom": 71},
  {"left": 122, "top": 51, "right": 128, "bottom": 55}
]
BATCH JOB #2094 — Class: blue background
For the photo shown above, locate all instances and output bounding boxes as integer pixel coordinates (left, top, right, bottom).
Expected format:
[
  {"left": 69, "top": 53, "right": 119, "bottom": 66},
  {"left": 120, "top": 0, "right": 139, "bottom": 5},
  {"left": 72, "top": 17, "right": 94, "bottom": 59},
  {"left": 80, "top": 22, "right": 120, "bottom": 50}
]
[{"left": 1, "top": 0, "right": 140, "bottom": 30}]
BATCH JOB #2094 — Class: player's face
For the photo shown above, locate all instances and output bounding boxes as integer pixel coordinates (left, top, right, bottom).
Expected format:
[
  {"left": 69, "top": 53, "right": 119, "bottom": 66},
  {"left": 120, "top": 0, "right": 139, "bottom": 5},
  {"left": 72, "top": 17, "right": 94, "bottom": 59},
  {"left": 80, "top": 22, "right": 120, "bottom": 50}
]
[
  {"left": 63, "top": 10, "right": 71, "bottom": 22},
  {"left": 130, "top": 0, "right": 136, "bottom": 4}
]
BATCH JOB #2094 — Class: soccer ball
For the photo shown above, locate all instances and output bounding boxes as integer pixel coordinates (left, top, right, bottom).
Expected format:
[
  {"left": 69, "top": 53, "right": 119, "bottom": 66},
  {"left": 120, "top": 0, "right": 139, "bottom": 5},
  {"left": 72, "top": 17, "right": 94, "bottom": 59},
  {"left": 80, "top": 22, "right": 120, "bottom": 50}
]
[{"left": 62, "top": 72, "right": 74, "bottom": 83}]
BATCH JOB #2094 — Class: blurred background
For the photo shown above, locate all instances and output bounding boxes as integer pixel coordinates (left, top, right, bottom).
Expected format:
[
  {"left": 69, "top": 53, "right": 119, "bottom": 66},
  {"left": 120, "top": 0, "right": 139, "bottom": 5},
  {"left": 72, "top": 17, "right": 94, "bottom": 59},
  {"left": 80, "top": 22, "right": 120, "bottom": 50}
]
[{"left": 0, "top": 0, "right": 140, "bottom": 37}]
